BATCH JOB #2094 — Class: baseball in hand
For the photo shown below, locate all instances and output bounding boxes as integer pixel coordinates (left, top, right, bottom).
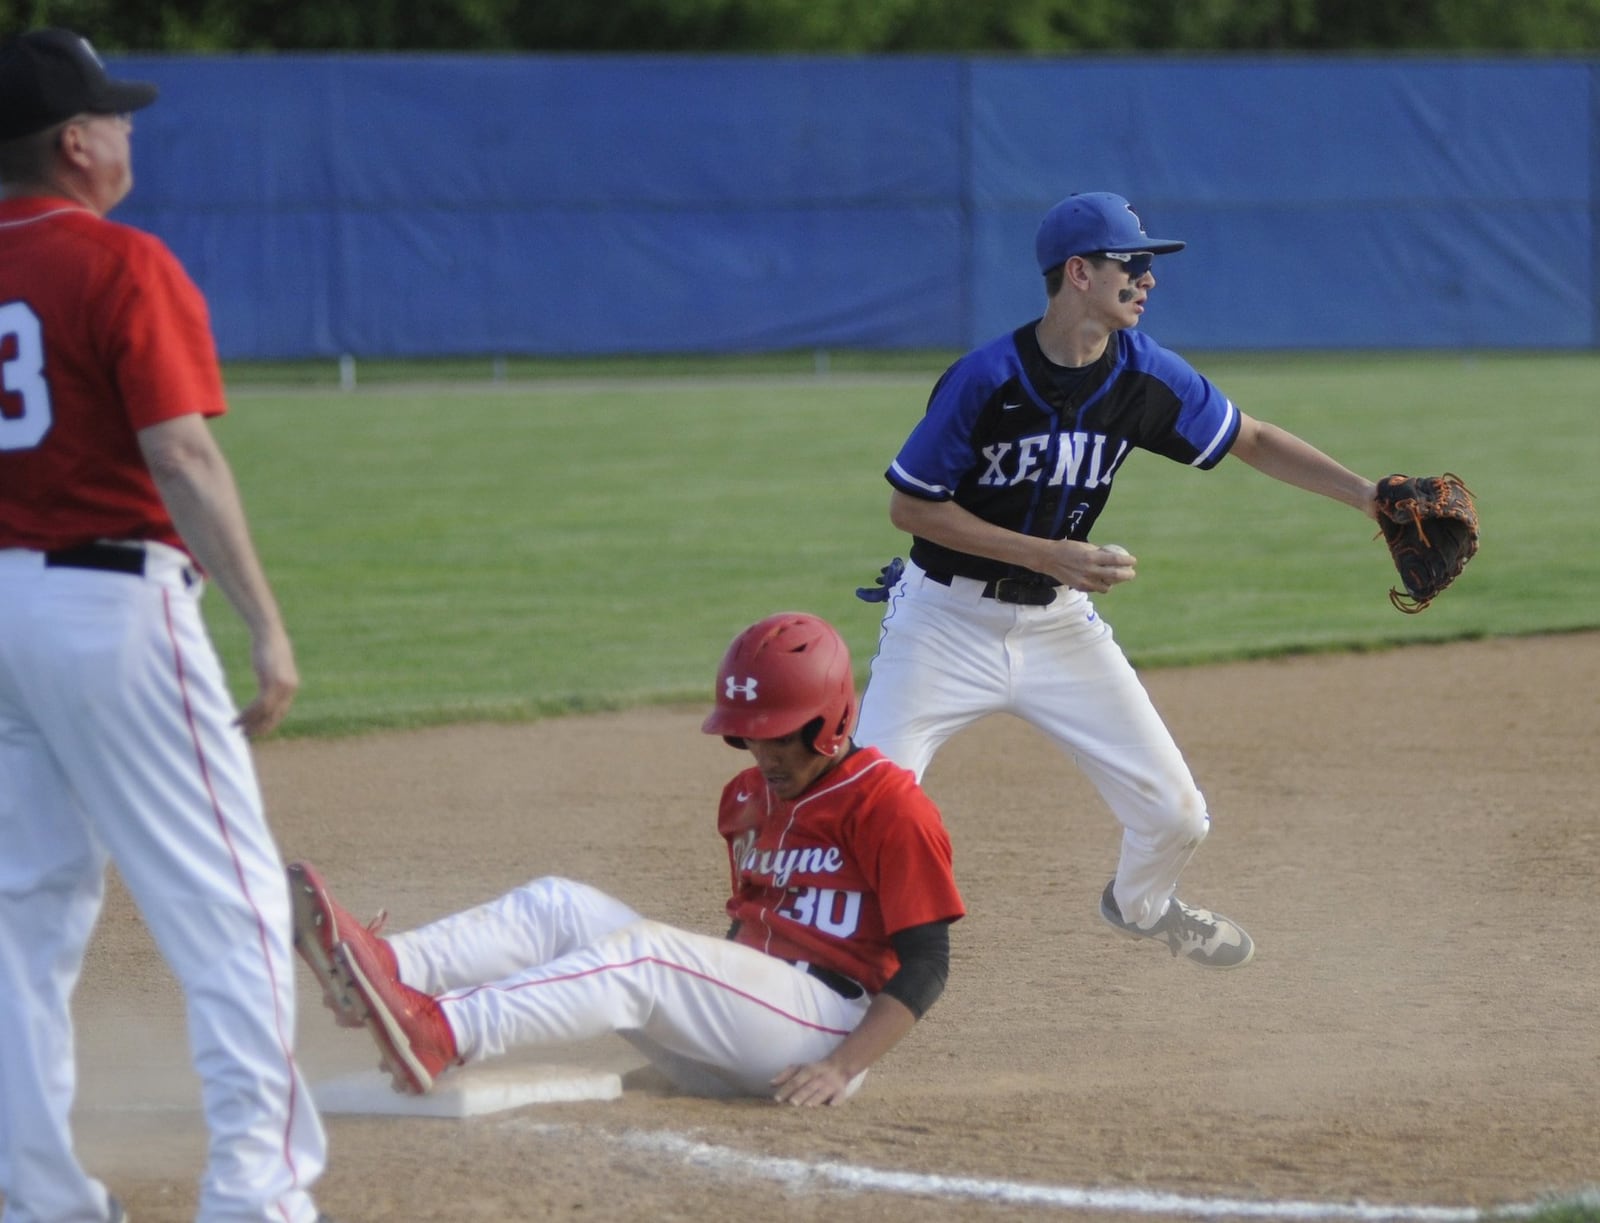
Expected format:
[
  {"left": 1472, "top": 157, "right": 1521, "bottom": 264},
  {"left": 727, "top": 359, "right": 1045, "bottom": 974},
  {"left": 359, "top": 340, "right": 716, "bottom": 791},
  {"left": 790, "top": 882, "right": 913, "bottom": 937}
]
[{"left": 1101, "top": 544, "right": 1130, "bottom": 556}]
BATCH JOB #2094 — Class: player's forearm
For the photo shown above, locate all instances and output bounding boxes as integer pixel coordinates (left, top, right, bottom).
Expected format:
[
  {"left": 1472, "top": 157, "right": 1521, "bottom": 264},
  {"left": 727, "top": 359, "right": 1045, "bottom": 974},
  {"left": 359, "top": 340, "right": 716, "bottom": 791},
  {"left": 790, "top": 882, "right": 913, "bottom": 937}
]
[
  {"left": 818, "top": 992, "right": 918, "bottom": 1081},
  {"left": 139, "top": 416, "right": 289, "bottom": 639},
  {"left": 1230, "top": 416, "right": 1379, "bottom": 517},
  {"left": 888, "top": 490, "right": 1061, "bottom": 571}
]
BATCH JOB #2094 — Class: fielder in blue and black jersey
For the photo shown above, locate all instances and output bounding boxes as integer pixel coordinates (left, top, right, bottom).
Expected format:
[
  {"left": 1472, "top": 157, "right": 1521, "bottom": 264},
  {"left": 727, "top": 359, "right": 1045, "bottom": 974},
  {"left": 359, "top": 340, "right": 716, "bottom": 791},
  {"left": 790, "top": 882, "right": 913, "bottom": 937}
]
[
  {"left": 855, "top": 190, "right": 1384, "bottom": 971},
  {"left": 889, "top": 324, "right": 1240, "bottom": 584}
]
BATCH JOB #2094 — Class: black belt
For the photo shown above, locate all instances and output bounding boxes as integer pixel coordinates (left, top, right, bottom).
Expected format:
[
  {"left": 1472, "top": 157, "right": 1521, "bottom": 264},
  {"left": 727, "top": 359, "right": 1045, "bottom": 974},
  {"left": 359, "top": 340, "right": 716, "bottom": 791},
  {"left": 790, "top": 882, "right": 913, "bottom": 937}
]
[
  {"left": 44, "top": 542, "right": 147, "bottom": 576},
  {"left": 922, "top": 567, "right": 1057, "bottom": 607},
  {"left": 802, "top": 963, "right": 865, "bottom": 1000}
]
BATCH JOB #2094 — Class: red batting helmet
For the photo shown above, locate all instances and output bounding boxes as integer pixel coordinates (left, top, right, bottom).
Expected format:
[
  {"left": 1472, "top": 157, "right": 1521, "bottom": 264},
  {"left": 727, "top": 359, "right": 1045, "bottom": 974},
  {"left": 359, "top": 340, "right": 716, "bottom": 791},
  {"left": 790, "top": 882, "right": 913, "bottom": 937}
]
[{"left": 700, "top": 613, "right": 856, "bottom": 757}]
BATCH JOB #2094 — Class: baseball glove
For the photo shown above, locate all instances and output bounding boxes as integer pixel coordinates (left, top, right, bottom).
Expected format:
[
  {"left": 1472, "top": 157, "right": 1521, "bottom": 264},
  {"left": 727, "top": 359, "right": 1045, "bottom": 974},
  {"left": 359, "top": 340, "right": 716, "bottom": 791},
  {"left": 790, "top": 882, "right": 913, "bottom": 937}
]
[{"left": 1373, "top": 473, "right": 1479, "bottom": 613}]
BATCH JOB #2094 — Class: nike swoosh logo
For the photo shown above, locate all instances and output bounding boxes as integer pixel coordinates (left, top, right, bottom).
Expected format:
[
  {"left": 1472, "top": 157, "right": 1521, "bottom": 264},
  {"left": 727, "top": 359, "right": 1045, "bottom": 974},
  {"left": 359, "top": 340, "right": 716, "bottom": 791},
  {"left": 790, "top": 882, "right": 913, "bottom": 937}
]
[
  {"left": 736, "top": 790, "right": 753, "bottom": 802},
  {"left": 1002, "top": 401, "right": 1022, "bottom": 411}
]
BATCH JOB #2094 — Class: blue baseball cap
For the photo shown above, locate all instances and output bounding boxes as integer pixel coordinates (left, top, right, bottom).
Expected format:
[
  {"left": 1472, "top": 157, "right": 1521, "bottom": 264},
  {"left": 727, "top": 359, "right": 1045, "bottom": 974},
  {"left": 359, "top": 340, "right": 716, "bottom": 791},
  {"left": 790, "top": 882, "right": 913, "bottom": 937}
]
[{"left": 1035, "top": 192, "right": 1185, "bottom": 274}]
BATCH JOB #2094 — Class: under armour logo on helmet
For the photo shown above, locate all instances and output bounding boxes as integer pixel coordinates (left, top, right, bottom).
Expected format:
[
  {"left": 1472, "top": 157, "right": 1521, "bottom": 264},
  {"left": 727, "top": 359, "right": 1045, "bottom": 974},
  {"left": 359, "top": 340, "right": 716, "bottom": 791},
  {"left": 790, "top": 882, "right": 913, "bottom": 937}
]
[{"left": 724, "top": 675, "right": 759, "bottom": 701}]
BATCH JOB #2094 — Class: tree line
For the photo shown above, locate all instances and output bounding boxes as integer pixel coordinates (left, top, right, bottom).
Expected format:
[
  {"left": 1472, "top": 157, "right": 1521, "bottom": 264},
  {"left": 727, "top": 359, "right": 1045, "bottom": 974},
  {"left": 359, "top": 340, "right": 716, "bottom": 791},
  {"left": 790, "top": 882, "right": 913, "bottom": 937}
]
[{"left": 7, "top": 0, "right": 1600, "bottom": 52}]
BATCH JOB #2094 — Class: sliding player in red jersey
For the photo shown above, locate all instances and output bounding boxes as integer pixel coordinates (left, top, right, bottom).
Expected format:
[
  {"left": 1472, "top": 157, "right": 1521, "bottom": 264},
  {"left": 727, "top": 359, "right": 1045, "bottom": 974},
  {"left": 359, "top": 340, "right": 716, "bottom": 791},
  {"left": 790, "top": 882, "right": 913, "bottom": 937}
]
[{"left": 290, "top": 613, "right": 966, "bottom": 1106}]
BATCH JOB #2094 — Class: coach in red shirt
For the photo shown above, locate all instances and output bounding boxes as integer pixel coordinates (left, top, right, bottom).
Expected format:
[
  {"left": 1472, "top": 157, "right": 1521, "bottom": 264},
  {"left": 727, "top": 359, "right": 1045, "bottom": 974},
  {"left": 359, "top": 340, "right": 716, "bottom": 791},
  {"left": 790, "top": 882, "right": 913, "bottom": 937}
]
[{"left": 0, "top": 28, "right": 329, "bottom": 1222}]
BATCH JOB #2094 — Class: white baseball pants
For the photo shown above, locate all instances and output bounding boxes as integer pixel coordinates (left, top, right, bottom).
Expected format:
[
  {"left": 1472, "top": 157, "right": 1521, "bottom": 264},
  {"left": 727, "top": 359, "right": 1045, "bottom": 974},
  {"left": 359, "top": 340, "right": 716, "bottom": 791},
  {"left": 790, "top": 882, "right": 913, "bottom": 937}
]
[
  {"left": 855, "top": 561, "right": 1209, "bottom": 931},
  {"left": 390, "top": 877, "right": 871, "bottom": 1099},
  {"left": 0, "top": 546, "right": 325, "bottom": 1223}
]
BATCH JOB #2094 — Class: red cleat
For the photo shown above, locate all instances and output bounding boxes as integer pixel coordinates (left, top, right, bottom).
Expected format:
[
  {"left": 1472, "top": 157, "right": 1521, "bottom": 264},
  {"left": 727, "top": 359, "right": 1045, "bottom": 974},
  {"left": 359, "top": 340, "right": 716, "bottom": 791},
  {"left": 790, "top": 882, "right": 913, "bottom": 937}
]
[
  {"left": 287, "top": 860, "right": 398, "bottom": 1029},
  {"left": 331, "top": 932, "right": 459, "bottom": 1095}
]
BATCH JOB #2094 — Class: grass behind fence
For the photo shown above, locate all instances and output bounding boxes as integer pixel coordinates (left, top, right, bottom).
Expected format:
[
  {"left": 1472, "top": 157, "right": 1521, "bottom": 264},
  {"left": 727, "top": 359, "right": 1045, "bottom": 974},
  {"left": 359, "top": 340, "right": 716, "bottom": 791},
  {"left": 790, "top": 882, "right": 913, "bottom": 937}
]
[{"left": 206, "top": 351, "right": 1600, "bottom": 737}]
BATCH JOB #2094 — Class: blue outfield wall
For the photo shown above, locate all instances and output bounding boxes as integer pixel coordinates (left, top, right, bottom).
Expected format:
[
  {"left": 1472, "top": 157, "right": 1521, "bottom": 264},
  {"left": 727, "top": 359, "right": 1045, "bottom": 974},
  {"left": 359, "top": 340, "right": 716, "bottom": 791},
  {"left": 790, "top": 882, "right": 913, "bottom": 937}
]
[{"left": 107, "top": 53, "right": 1598, "bottom": 359}]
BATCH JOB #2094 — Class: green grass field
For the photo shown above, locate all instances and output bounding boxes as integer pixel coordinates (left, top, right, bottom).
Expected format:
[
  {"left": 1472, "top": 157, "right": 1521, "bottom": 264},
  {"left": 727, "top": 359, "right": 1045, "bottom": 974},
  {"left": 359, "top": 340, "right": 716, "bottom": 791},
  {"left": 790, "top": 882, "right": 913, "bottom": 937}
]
[
  {"left": 1512, "top": 1193, "right": 1600, "bottom": 1223},
  {"left": 205, "top": 350, "right": 1600, "bottom": 737}
]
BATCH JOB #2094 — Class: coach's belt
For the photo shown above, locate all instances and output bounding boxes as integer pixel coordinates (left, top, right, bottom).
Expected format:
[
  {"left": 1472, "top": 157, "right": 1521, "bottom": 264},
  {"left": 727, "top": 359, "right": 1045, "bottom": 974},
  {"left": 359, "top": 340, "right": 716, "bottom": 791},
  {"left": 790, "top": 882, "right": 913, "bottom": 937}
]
[
  {"left": 44, "top": 541, "right": 148, "bottom": 576},
  {"left": 43, "top": 541, "right": 197, "bottom": 588},
  {"left": 795, "top": 961, "right": 865, "bottom": 1000},
  {"left": 922, "top": 567, "right": 1057, "bottom": 607}
]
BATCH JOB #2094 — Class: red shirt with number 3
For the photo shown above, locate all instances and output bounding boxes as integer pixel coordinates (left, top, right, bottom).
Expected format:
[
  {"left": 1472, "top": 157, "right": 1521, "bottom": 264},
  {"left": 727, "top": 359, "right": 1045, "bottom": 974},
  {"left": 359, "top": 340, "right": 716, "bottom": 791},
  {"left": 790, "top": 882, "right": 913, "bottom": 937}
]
[{"left": 0, "top": 196, "right": 226, "bottom": 555}]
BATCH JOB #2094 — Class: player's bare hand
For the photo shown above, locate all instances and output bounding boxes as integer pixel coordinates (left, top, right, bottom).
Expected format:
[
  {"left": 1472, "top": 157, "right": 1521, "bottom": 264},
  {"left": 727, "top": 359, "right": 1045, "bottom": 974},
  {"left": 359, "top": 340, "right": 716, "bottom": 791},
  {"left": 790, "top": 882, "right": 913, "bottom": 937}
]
[
  {"left": 1038, "top": 540, "right": 1138, "bottom": 593},
  {"left": 771, "top": 1060, "right": 851, "bottom": 1107},
  {"left": 237, "top": 626, "right": 299, "bottom": 738}
]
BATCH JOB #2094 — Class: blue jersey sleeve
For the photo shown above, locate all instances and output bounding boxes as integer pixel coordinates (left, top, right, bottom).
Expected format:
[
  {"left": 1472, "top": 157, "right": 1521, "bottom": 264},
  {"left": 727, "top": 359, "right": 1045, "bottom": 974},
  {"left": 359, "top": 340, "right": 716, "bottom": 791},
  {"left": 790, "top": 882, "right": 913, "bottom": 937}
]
[
  {"left": 1122, "top": 335, "right": 1239, "bottom": 469},
  {"left": 886, "top": 337, "right": 1019, "bottom": 499}
]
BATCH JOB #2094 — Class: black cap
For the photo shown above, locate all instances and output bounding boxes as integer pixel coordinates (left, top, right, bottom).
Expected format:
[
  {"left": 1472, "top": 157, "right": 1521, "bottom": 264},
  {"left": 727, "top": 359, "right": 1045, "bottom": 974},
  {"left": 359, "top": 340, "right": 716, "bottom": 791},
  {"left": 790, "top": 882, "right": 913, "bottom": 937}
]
[{"left": 0, "top": 28, "right": 158, "bottom": 141}]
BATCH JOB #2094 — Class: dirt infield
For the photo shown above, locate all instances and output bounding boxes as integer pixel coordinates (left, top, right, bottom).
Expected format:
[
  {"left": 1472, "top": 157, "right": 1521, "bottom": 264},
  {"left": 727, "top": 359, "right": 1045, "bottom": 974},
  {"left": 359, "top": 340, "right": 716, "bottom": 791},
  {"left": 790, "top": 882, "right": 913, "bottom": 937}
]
[{"left": 57, "top": 633, "right": 1600, "bottom": 1221}]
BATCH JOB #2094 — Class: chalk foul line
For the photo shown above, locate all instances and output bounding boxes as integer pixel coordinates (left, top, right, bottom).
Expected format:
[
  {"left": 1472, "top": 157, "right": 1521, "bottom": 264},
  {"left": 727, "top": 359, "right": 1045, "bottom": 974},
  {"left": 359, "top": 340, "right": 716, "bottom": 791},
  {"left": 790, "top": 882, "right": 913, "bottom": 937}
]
[{"left": 510, "top": 1121, "right": 1539, "bottom": 1222}]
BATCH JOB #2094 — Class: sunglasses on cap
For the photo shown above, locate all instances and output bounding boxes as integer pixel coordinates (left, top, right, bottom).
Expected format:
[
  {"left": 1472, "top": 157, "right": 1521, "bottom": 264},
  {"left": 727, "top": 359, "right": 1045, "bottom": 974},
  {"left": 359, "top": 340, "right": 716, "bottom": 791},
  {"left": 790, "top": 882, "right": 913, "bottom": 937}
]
[{"left": 1091, "top": 251, "right": 1155, "bottom": 279}]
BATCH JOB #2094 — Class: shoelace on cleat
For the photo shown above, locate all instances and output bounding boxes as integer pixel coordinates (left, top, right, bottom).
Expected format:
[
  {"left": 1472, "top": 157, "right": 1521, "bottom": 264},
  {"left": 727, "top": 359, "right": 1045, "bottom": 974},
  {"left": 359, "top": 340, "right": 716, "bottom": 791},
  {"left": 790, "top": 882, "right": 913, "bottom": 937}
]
[{"left": 1162, "top": 903, "right": 1221, "bottom": 954}]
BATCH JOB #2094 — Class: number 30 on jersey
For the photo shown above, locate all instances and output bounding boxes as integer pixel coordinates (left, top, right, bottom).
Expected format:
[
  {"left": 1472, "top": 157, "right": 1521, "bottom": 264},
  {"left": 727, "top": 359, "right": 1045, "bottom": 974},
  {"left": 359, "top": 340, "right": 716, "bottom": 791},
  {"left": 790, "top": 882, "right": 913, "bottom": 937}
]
[{"left": 778, "top": 887, "right": 863, "bottom": 938}]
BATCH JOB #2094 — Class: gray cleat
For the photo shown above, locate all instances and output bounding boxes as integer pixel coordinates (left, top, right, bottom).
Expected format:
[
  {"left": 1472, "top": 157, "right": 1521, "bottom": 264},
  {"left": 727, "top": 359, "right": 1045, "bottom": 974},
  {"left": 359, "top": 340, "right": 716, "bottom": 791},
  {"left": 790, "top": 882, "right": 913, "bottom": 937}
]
[{"left": 1099, "top": 879, "right": 1255, "bottom": 969}]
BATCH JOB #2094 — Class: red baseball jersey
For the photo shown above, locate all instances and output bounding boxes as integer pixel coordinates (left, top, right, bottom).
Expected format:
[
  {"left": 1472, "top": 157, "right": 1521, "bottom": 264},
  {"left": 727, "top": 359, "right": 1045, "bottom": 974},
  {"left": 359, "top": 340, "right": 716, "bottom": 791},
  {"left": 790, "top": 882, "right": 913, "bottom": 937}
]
[
  {"left": 0, "top": 196, "right": 227, "bottom": 554},
  {"left": 719, "top": 745, "right": 964, "bottom": 994}
]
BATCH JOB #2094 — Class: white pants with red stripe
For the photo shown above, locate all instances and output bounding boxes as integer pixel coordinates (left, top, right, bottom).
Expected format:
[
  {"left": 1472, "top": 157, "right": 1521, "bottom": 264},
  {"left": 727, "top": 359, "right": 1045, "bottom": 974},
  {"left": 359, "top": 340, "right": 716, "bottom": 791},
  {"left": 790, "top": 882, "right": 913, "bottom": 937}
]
[
  {"left": 390, "top": 877, "right": 871, "bottom": 1100},
  {"left": 855, "top": 561, "right": 1210, "bottom": 932},
  {"left": 0, "top": 546, "right": 325, "bottom": 1223}
]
